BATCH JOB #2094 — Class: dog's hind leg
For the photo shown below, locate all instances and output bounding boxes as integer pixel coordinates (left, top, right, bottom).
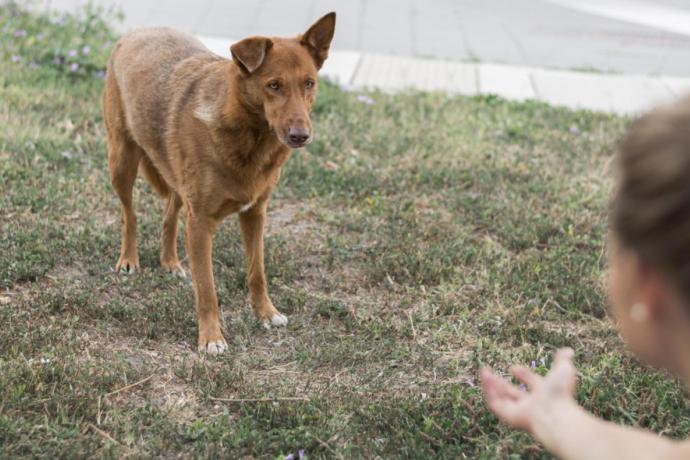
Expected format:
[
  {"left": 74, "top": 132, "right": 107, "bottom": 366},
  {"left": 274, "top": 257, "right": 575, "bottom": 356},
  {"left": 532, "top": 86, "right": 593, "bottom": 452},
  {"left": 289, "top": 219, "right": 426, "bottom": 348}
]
[
  {"left": 138, "top": 156, "right": 185, "bottom": 276},
  {"left": 104, "top": 69, "right": 143, "bottom": 274},
  {"left": 160, "top": 192, "right": 185, "bottom": 276},
  {"left": 108, "top": 134, "right": 143, "bottom": 274}
]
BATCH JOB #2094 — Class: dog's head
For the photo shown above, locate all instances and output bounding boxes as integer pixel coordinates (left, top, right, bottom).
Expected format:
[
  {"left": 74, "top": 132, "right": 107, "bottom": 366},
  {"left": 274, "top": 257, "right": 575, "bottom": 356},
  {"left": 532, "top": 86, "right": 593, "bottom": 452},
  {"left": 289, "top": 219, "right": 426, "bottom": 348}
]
[{"left": 230, "top": 12, "right": 336, "bottom": 149}]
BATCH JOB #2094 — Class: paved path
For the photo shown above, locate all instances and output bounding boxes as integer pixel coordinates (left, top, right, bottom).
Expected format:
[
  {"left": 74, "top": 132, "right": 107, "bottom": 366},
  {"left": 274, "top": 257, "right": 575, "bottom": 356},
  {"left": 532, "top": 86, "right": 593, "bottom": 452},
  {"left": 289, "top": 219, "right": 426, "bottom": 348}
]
[{"left": 42, "top": 0, "right": 690, "bottom": 114}]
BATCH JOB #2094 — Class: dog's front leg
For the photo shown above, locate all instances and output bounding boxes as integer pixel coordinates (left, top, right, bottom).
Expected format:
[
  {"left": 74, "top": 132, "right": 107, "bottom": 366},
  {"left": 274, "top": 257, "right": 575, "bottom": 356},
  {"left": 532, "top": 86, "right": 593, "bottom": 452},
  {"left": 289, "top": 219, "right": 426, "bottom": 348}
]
[
  {"left": 185, "top": 212, "right": 228, "bottom": 354},
  {"left": 239, "top": 202, "right": 288, "bottom": 328}
]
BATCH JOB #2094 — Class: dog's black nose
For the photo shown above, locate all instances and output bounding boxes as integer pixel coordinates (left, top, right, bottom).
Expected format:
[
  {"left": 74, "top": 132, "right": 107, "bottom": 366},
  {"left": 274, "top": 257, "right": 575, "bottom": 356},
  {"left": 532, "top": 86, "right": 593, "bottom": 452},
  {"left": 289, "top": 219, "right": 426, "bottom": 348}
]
[{"left": 288, "top": 127, "right": 310, "bottom": 145}]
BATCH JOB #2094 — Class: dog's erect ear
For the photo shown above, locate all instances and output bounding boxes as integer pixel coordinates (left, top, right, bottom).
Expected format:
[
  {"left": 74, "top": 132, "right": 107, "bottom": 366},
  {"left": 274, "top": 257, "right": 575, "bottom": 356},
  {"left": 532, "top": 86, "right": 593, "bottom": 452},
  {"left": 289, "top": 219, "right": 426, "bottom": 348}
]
[
  {"left": 231, "top": 37, "right": 273, "bottom": 74},
  {"left": 300, "top": 12, "right": 336, "bottom": 70}
]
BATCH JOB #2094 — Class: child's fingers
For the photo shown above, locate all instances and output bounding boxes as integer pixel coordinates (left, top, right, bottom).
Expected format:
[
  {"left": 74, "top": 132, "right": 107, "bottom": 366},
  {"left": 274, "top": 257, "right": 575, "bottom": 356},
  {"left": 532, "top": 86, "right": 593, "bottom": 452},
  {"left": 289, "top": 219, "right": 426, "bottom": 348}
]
[
  {"left": 553, "top": 347, "right": 574, "bottom": 366},
  {"left": 480, "top": 368, "right": 504, "bottom": 397},
  {"left": 551, "top": 348, "right": 577, "bottom": 394},
  {"left": 510, "top": 365, "right": 541, "bottom": 390},
  {"left": 480, "top": 368, "right": 531, "bottom": 431},
  {"left": 480, "top": 367, "right": 523, "bottom": 400},
  {"left": 483, "top": 388, "right": 528, "bottom": 429}
]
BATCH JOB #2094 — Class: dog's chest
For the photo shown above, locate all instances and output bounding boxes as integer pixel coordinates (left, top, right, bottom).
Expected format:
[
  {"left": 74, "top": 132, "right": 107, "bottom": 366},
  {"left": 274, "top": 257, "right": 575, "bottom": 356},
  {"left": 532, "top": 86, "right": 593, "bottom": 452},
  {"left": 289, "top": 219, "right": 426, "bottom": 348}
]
[
  {"left": 215, "top": 127, "right": 288, "bottom": 170},
  {"left": 229, "top": 136, "right": 290, "bottom": 185},
  {"left": 206, "top": 137, "right": 291, "bottom": 218}
]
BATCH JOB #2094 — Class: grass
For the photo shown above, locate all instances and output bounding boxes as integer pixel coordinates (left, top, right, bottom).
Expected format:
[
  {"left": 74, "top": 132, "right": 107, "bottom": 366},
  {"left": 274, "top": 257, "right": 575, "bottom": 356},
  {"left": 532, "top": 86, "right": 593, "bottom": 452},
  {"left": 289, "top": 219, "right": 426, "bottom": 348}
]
[{"left": 2, "top": 3, "right": 690, "bottom": 459}]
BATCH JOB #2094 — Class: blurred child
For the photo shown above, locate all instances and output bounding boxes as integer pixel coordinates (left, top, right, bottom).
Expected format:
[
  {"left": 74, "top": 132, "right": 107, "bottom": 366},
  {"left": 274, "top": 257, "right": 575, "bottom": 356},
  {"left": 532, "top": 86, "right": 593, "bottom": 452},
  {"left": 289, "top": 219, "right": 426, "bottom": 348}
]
[{"left": 481, "top": 97, "right": 690, "bottom": 459}]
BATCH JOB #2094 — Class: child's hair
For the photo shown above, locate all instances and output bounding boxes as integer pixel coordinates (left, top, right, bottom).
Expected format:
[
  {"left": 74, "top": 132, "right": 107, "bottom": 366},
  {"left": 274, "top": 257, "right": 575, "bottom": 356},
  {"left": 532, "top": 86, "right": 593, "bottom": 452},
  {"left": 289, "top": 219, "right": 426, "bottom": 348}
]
[{"left": 612, "top": 97, "right": 690, "bottom": 297}]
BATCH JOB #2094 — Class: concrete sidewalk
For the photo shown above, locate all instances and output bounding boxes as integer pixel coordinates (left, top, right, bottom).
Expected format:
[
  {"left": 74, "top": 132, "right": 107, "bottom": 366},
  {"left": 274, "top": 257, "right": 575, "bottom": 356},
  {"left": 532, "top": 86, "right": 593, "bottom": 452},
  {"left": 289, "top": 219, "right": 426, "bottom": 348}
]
[{"left": 43, "top": 0, "right": 690, "bottom": 115}]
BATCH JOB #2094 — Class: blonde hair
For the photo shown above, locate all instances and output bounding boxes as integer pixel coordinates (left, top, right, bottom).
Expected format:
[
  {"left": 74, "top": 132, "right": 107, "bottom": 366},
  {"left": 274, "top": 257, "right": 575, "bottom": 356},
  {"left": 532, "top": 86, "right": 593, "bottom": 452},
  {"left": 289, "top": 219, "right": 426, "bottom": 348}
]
[{"left": 612, "top": 96, "right": 690, "bottom": 296}]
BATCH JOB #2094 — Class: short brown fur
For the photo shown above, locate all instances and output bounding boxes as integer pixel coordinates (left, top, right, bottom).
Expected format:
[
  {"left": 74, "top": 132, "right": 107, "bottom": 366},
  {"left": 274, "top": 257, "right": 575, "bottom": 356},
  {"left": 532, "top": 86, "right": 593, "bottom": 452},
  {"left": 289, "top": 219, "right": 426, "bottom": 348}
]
[{"left": 103, "top": 13, "right": 336, "bottom": 353}]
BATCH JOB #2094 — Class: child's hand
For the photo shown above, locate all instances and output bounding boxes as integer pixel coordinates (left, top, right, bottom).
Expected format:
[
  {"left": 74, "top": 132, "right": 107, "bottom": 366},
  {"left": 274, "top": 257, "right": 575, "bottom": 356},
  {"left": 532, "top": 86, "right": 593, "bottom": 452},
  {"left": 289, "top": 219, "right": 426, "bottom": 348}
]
[{"left": 480, "top": 348, "right": 577, "bottom": 435}]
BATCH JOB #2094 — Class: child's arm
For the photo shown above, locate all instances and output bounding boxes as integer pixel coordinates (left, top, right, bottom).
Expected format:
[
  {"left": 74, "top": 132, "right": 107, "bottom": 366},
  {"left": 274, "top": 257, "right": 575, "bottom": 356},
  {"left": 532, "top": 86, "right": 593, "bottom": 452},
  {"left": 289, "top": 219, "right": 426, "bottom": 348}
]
[{"left": 480, "top": 348, "right": 690, "bottom": 460}]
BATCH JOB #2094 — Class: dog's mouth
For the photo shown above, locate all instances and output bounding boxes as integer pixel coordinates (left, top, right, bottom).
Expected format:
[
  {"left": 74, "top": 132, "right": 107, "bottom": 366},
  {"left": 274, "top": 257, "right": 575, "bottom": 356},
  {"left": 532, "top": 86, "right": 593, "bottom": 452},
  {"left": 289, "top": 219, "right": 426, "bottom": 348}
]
[
  {"left": 286, "top": 140, "right": 309, "bottom": 149},
  {"left": 282, "top": 136, "right": 312, "bottom": 149}
]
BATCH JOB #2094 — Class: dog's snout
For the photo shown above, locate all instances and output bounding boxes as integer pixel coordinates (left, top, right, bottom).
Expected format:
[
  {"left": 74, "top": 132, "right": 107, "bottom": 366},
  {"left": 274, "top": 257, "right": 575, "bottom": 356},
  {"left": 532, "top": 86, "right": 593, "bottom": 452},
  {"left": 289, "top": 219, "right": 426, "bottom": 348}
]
[{"left": 288, "top": 127, "right": 310, "bottom": 146}]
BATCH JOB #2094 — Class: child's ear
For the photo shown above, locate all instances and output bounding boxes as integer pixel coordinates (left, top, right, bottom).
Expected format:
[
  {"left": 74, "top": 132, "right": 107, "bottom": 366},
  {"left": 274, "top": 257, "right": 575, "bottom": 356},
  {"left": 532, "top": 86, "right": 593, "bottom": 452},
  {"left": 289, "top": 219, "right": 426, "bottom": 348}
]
[
  {"left": 230, "top": 36, "right": 273, "bottom": 74},
  {"left": 299, "top": 12, "right": 336, "bottom": 69}
]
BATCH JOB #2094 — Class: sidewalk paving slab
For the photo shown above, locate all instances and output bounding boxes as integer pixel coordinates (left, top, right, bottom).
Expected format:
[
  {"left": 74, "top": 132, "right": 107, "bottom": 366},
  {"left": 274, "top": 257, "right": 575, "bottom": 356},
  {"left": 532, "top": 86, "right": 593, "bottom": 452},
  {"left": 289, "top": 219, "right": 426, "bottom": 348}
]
[
  {"left": 197, "top": 35, "right": 237, "bottom": 59},
  {"left": 530, "top": 68, "right": 676, "bottom": 114},
  {"left": 477, "top": 63, "right": 536, "bottom": 101},
  {"left": 351, "top": 54, "right": 477, "bottom": 95},
  {"left": 321, "top": 50, "right": 362, "bottom": 86}
]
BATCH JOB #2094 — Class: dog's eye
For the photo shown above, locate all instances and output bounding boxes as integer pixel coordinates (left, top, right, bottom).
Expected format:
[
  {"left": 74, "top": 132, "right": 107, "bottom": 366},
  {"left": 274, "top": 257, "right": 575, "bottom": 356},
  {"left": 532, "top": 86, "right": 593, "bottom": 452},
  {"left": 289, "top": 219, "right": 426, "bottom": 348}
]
[
  {"left": 305, "top": 80, "right": 315, "bottom": 89},
  {"left": 267, "top": 81, "right": 280, "bottom": 90}
]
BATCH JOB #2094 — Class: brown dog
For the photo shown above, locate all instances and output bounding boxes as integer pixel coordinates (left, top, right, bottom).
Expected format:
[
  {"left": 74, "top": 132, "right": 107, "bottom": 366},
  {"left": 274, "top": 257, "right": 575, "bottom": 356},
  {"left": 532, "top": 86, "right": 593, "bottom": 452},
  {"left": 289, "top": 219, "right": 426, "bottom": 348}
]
[{"left": 103, "top": 13, "right": 336, "bottom": 354}]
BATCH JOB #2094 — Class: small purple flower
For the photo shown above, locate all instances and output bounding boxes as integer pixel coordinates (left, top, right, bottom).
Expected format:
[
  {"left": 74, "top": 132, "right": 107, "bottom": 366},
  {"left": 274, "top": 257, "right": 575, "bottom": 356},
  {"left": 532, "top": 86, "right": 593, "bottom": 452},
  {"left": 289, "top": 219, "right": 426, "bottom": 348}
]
[
  {"left": 53, "top": 56, "right": 62, "bottom": 65},
  {"left": 299, "top": 450, "right": 305, "bottom": 459},
  {"left": 70, "top": 62, "right": 79, "bottom": 72},
  {"left": 82, "top": 45, "right": 90, "bottom": 55},
  {"left": 569, "top": 125, "right": 579, "bottom": 134},
  {"left": 285, "top": 455, "right": 294, "bottom": 460},
  {"left": 530, "top": 360, "right": 536, "bottom": 369},
  {"left": 465, "top": 377, "right": 475, "bottom": 388},
  {"left": 96, "top": 70, "right": 106, "bottom": 80},
  {"left": 540, "top": 356, "right": 546, "bottom": 367},
  {"left": 13, "top": 29, "right": 27, "bottom": 37},
  {"left": 356, "top": 94, "right": 374, "bottom": 105},
  {"left": 11, "top": 54, "right": 20, "bottom": 63},
  {"left": 68, "top": 49, "right": 77, "bottom": 57}
]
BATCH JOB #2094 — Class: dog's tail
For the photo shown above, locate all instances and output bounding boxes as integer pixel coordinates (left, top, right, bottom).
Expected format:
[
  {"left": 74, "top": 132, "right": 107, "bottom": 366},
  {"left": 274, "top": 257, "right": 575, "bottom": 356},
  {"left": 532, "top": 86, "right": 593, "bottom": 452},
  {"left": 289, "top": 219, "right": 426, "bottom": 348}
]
[{"left": 139, "top": 156, "right": 171, "bottom": 198}]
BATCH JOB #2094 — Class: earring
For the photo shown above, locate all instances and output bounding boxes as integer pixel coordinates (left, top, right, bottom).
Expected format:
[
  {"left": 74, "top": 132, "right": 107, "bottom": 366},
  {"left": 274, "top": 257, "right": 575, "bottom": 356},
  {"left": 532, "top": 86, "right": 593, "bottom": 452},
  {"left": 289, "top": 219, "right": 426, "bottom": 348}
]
[{"left": 630, "top": 303, "right": 649, "bottom": 322}]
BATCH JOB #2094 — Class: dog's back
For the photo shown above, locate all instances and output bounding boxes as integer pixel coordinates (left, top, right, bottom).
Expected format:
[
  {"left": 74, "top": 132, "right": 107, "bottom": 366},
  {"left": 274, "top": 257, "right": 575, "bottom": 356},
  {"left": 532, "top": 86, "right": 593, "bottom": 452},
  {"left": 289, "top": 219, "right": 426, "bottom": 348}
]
[
  {"left": 105, "top": 27, "right": 224, "bottom": 190},
  {"left": 107, "top": 28, "right": 215, "bottom": 155}
]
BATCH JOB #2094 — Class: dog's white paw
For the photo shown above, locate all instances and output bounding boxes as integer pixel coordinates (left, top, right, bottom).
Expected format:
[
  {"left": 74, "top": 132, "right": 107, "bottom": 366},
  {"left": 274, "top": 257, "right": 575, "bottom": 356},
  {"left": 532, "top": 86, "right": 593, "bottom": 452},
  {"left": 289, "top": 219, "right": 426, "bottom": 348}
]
[
  {"left": 261, "top": 312, "right": 288, "bottom": 329},
  {"left": 199, "top": 340, "right": 228, "bottom": 355},
  {"left": 161, "top": 261, "right": 186, "bottom": 278},
  {"left": 271, "top": 313, "right": 288, "bottom": 327}
]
